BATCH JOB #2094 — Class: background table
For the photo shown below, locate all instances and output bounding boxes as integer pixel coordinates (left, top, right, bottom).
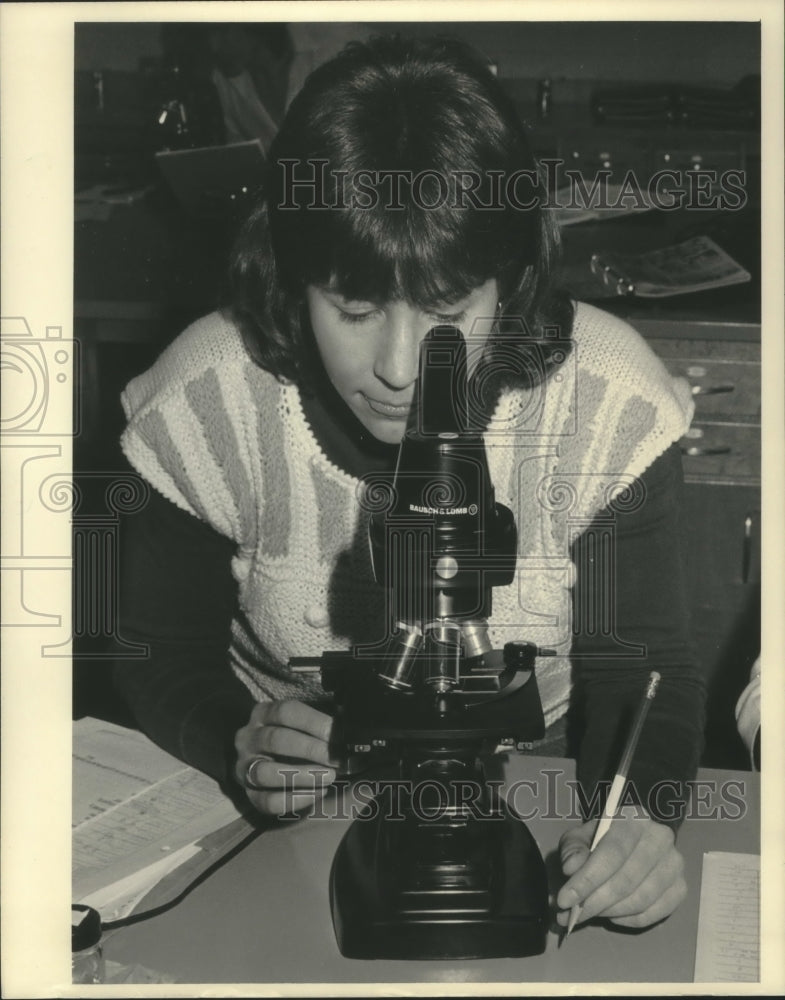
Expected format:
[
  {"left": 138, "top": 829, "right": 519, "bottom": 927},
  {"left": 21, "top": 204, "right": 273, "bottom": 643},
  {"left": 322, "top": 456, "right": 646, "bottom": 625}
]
[{"left": 102, "top": 754, "right": 760, "bottom": 985}]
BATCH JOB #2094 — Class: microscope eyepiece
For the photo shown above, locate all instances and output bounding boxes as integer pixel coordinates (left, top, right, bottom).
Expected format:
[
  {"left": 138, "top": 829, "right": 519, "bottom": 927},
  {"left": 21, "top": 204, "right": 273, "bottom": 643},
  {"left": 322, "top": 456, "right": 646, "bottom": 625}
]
[{"left": 369, "top": 326, "right": 517, "bottom": 694}]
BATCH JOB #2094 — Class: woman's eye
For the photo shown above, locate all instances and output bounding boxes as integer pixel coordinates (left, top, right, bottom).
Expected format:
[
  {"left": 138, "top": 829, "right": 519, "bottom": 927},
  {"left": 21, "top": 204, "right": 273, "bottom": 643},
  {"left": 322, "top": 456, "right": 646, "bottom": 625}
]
[
  {"left": 332, "top": 300, "right": 468, "bottom": 325},
  {"left": 431, "top": 310, "right": 467, "bottom": 324},
  {"left": 337, "top": 308, "right": 379, "bottom": 324}
]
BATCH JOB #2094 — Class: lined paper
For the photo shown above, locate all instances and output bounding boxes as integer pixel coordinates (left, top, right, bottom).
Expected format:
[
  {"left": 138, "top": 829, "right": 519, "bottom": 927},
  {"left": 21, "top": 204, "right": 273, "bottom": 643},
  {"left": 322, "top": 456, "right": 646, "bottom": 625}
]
[
  {"left": 694, "top": 851, "right": 760, "bottom": 982},
  {"left": 73, "top": 719, "right": 243, "bottom": 907}
]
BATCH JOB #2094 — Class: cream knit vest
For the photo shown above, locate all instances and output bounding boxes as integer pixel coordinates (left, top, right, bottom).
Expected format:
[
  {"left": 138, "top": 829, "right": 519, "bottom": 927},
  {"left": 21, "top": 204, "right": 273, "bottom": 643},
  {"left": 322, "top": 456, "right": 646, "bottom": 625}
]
[{"left": 121, "top": 303, "right": 693, "bottom": 725}]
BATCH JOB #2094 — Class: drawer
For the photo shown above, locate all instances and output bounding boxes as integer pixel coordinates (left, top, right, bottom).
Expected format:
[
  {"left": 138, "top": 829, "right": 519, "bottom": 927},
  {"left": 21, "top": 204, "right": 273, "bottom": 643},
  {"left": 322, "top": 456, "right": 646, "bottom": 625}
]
[
  {"left": 669, "top": 356, "right": 760, "bottom": 418},
  {"left": 648, "top": 339, "right": 760, "bottom": 419},
  {"left": 679, "top": 421, "right": 760, "bottom": 485}
]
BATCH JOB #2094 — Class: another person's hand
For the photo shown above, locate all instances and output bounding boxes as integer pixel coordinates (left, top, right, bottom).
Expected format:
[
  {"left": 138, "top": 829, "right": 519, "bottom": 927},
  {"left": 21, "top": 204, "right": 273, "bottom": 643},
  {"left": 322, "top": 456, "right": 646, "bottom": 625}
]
[
  {"left": 555, "top": 806, "right": 687, "bottom": 930},
  {"left": 235, "top": 700, "right": 339, "bottom": 816}
]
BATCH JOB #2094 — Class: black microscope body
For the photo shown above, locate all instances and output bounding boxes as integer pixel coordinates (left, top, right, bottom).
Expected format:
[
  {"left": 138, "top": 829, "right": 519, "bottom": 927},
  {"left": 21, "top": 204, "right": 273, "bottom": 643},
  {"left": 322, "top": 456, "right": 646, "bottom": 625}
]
[{"left": 290, "top": 327, "right": 550, "bottom": 960}]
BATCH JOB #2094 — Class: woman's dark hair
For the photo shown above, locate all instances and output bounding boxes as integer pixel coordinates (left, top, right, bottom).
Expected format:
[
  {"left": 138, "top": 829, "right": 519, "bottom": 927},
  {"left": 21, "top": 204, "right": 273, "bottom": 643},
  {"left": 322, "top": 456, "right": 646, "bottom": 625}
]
[{"left": 228, "top": 34, "right": 573, "bottom": 392}]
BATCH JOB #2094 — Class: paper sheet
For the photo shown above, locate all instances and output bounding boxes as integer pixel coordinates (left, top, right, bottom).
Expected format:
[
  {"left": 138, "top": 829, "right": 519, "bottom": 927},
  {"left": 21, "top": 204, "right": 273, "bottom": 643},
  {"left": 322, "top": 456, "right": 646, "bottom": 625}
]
[
  {"left": 73, "top": 718, "right": 192, "bottom": 827},
  {"left": 78, "top": 843, "right": 202, "bottom": 924},
  {"left": 73, "top": 719, "right": 242, "bottom": 907},
  {"left": 694, "top": 851, "right": 760, "bottom": 982}
]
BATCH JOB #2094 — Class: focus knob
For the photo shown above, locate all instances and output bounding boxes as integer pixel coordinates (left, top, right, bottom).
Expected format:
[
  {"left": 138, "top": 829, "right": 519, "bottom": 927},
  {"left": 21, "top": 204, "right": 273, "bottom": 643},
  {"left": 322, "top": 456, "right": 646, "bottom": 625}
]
[{"left": 503, "top": 641, "right": 538, "bottom": 672}]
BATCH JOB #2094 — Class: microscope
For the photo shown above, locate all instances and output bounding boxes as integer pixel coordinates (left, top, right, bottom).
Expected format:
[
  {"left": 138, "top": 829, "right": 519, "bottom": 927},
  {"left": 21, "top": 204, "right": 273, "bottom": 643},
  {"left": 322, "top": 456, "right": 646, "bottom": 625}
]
[{"left": 291, "top": 326, "right": 550, "bottom": 960}]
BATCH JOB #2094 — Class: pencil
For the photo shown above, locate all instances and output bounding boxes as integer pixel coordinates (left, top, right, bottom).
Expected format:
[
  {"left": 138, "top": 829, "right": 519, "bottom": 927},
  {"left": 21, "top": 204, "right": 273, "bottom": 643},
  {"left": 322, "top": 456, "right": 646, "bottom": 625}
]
[{"left": 563, "top": 670, "right": 661, "bottom": 940}]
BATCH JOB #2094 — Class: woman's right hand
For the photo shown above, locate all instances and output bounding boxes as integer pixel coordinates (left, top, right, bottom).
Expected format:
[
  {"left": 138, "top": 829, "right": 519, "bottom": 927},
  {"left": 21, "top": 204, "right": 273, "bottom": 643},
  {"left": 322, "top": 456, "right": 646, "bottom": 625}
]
[{"left": 234, "top": 700, "right": 339, "bottom": 816}]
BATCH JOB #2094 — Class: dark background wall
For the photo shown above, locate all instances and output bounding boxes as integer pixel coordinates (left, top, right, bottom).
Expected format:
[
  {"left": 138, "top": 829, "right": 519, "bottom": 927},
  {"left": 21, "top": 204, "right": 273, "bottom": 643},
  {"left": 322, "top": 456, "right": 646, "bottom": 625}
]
[{"left": 75, "top": 20, "right": 760, "bottom": 85}]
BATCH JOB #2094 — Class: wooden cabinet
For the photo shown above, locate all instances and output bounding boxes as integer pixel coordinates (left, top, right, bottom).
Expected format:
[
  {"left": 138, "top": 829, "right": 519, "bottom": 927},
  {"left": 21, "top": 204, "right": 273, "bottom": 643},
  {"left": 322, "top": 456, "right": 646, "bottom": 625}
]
[{"left": 644, "top": 331, "right": 761, "bottom": 768}]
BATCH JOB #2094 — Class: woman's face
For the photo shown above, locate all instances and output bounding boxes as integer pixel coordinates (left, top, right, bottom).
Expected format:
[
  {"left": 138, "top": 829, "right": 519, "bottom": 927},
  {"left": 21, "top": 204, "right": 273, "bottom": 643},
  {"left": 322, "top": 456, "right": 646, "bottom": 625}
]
[{"left": 305, "top": 279, "right": 499, "bottom": 444}]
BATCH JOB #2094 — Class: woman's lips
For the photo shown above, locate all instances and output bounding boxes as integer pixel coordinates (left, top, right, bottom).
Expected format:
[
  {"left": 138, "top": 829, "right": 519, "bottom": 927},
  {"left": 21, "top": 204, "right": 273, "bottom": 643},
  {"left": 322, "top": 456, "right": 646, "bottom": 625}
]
[{"left": 363, "top": 394, "right": 412, "bottom": 419}]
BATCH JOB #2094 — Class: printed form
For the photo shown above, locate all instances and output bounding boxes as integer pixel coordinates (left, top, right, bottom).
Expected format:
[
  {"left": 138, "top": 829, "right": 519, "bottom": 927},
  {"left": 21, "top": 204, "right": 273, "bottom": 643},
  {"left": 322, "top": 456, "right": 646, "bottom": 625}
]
[
  {"left": 73, "top": 718, "right": 245, "bottom": 920},
  {"left": 694, "top": 851, "right": 760, "bottom": 982}
]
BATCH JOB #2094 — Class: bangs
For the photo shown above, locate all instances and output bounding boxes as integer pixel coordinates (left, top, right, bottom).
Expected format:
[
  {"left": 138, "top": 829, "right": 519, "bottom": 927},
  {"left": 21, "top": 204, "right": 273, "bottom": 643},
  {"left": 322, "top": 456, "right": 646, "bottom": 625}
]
[
  {"left": 282, "top": 189, "right": 534, "bottom": 308},
  {"left": 328, "top": 205, "right": 495, "bottom": 306},
  {"left": 268, "top": 35, "right": 542, "bottom": 307}
]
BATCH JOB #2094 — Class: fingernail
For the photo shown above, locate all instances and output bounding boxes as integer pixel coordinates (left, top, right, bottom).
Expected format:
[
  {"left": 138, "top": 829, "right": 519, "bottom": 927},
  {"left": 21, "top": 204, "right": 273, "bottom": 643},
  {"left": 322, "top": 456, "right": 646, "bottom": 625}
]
[{"left": 559, "top": 889, "right": 578, "bottom": 908}]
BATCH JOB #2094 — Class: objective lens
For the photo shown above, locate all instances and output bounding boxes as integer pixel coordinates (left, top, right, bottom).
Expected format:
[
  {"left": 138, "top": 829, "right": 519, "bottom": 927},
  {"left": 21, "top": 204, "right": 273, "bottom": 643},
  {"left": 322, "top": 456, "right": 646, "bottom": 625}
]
[
  {"left": 423, "top": 622, "right": 462, "bottom": 691},
  {"left": 378, "top": 622, "right": 423, "bottom": 690},
  {"left": 460, "top": 620, "right": 492, "bottom": 659}
]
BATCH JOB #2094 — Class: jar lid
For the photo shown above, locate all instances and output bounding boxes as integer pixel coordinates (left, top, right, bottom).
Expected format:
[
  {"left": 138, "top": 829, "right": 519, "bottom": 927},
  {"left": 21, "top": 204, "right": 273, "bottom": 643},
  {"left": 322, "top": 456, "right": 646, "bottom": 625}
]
[{"left": 72, "top": 904, "right": 101, "bottom": 951}]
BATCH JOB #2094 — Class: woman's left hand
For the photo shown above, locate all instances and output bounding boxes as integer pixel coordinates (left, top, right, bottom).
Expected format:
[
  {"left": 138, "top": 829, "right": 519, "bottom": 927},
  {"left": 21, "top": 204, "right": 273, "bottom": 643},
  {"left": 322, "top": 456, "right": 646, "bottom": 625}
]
[{"left": 555, "top": 806, "right": 687, "bottom": 930}]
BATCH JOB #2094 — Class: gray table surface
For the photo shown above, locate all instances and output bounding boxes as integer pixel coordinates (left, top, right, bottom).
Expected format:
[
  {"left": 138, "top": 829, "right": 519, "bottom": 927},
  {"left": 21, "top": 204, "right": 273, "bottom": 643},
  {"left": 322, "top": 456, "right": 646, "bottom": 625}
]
[{"left": 102, "top": 754, "right": 760, "bottom": 986}]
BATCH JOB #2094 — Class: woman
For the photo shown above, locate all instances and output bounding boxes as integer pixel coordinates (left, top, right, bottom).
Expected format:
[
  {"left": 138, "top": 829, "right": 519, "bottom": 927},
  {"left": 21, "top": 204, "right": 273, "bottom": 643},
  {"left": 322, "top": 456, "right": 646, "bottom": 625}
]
[{"left": 115, "top": 35, "right": 705, "bottom": 932}]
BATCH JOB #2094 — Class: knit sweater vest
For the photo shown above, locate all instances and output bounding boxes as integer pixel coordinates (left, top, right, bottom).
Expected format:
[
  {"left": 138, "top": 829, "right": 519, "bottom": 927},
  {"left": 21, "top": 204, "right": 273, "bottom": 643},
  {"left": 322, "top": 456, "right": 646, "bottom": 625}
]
[{"left": 121, "top": 303, "right": 694, "bottom": 725}]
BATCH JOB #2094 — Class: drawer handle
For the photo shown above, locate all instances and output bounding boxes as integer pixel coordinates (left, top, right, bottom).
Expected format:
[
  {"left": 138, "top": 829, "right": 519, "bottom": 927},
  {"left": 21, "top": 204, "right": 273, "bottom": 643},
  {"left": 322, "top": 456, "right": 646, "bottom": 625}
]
[
  {"left": 681, "top": 445, "right": 732, "bottom": 457},
  {"left": 691, "top": 384, "right": 735, "bottom": 396},
  {"left": 742, "top": 514, "right": 753, "bottom": 584}
]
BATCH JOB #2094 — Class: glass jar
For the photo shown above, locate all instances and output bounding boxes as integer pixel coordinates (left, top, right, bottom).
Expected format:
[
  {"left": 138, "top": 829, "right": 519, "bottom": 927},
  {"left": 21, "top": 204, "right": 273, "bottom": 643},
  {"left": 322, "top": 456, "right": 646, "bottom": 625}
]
[{"left": 72, "top": 904, "right": 105, "bottom": 984}]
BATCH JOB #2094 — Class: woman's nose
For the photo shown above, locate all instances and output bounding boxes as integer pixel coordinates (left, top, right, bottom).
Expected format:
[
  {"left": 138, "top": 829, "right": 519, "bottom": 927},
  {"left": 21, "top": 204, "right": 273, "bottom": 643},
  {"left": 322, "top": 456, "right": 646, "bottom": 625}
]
[{"left": 372, "top": 307, "right": 423, "bottom": 390}]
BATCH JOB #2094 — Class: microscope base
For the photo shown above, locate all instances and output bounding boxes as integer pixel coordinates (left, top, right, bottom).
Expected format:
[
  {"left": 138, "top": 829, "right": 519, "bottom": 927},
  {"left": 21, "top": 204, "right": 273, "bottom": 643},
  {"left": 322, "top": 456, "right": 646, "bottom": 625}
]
[{"left": 330, "top": 792, "right": 549, "bottom": 961}]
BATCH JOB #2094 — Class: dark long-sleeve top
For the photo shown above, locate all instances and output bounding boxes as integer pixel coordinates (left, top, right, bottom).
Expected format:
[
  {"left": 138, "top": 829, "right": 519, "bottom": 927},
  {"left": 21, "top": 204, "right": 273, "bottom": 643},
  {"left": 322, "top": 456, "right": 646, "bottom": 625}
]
[{"left": 114, "top": 379, "right": 706, "bottom": 829}]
